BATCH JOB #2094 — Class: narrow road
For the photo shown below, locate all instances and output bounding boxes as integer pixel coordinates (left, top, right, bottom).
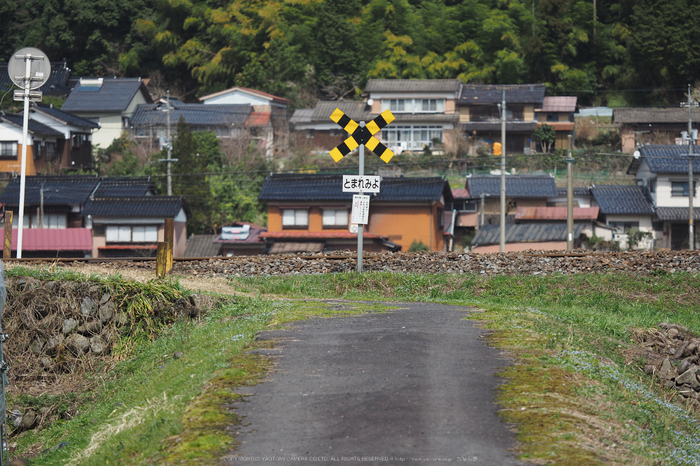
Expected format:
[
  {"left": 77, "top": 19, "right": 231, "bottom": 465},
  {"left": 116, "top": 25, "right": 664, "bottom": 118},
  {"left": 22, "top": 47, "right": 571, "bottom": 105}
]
[{"left": 223, "top": 302, "right": 520, "bottom": 465}]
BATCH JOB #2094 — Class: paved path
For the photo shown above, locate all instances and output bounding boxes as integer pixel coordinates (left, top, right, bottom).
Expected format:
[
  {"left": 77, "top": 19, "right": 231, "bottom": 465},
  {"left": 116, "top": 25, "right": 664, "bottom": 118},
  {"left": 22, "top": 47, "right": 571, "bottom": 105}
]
[{"left": 223, "top": 302, "right": 520, "bottom": 466}]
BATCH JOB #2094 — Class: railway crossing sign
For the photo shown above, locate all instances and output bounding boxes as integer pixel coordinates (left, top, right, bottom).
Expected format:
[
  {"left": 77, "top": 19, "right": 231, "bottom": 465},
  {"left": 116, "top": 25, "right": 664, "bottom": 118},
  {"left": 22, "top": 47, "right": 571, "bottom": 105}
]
[{"left": 329, "top": 108, "right": 396, "bottom": 163}]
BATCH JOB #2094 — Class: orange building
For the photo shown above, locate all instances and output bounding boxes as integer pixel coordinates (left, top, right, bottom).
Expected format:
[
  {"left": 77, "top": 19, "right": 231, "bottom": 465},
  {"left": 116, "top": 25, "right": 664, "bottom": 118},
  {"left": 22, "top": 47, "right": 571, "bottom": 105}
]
[{"left": 258, "top": 174, "right": 453, "bottom": 253}]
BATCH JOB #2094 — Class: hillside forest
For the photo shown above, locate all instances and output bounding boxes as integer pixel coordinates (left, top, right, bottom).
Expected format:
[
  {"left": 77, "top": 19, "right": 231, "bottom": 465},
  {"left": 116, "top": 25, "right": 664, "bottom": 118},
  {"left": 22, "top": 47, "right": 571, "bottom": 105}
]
[{"left": 2, "top": 0, "right": 699, "bottom": 107}]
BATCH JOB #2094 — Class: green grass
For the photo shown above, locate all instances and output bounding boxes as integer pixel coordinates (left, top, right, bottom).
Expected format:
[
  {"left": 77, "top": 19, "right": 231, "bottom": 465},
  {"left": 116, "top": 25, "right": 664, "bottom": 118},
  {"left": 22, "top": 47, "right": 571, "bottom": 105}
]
[{"left": 10, "top": 269, "right": 700, "bottom": 465}]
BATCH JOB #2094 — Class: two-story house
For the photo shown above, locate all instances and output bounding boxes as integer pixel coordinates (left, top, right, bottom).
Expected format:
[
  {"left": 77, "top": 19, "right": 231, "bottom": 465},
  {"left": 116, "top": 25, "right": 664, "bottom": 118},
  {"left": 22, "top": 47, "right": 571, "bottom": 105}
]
[
  {"left": 290, "top": 101, "right": 373, "bottom": 154},
  {"left": 589, "top": 185, "right": 656, "bottom": 249},
  {"left": 630, "top": 144, "right": 700, "bottom": 249},
  {"left": 61, "top": 77, "right": 153, "bottom": 150},
  {"left": 258, "top": 174, "right": 452, "bottom": 253},
  {"left": 458, "top": 84, "right": 545, "bottom": 155},
  {"left": 199, "top": 87, "right": 291, "bottom": 159},
  {"left": 535, "top": 96, "right": 578, "bottom": 150},
  {"left": 0, "top": 176, "right": 189, "bottom": 258}
]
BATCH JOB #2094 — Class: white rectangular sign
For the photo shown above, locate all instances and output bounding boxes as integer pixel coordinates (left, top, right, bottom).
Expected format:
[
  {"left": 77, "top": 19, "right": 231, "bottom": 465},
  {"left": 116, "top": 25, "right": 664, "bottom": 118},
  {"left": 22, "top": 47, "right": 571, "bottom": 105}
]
[
  {"left": 351, "top": 194, "right": 370, "bottom": 225},
  {"left": 343, "top": 175, "right": 381, "bottom": 193}
]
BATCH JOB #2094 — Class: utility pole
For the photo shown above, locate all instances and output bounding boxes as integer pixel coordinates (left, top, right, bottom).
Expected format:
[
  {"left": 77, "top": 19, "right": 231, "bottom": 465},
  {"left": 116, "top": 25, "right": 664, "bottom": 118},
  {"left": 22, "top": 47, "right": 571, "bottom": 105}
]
[
  {"left": 681, "top": 84, "right": 698, "bottom": 250},
  {"left": 166, "top": 90, "right": 172, "bottom": 196},
  {"left": 499, "top": 89, "right": 506, "bottom": 252},
  {"left": 566, "top": 135, "right": 574, "bottom": 250}
]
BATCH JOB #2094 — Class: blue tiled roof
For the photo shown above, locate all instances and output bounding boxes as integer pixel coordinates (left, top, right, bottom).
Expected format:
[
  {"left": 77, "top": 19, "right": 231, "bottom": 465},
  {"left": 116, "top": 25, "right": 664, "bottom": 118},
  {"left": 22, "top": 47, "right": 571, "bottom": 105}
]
[
  {"left": 0, "top": 62, "right": 72, "bottom": 96},
  {"left": 0, "top": 176, "right": 99, "bottom": 206},
  {"left": 93, "top": 179, "right": 156, "bottom": 197},
  {"left": 459, "top": 84, "right": 546, "bottom": 104},
  {"left": 655, "top": 207, "right": 700, "bottom": 221},
  {"left": 31, "top": 104, "right": 100, "bottom": 129},
  {"left": 590, "top": 185, "right": 654, "bottom": 215},
  {"left": 472, "top": 223, "right": 585, "bottom": 246},
  {"left": 130, "top": 103, "right": 251, "bottom": 127},
  {"left": 82, "top": 196, "right": 186, "bottom": 217},
  {"left": 1, "top": 113, "right": 65, "bottom": 137},
  {"left": 556, "top": 187, "right": 592, "bottom": 197},
  {"left": 258, "top": 174, "right": 451, "bottom": 203},
  {"left": 62, "top": 78, "right": 152, "bottom": 113},
  {"left": 466, "top": 175, "right": 558, "bottom": 198},
  {"left": 637, "top": 145, "right": 700, "bottom": 174}
]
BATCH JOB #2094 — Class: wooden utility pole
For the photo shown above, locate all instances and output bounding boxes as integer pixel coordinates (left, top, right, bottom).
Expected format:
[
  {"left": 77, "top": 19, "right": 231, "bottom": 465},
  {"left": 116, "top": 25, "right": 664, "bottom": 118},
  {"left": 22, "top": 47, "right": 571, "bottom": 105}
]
[
  {"left": 500, "top": 89, "right": 506, "bottom": 252},
  {"left": 3, "top": 212, "right": 12, "bottom": 259},
  {"left": 566, "top": 135, "right": 575, "bottom": 250}
]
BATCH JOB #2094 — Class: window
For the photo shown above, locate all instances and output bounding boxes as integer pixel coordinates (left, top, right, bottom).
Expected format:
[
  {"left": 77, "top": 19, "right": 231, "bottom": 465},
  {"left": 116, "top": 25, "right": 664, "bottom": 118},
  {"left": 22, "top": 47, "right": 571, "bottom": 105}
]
[
  {"left": 306, "top": 129, "right": 315, "bottom": 139},
  {"left": 132, "top": 226, "right": 158, "bottom": 242},
  {"left": 609, "top": 221, "right": 639, "bottom": 233},
  {"left": 382, "top": 99, "right": 446, "bottom": 113},
  {"left": 106, "top": 225, "right": 132, "bottom": 242},
  {"left": 384, "top": 99, "right": 407, "bottom": 112},
  {"left": 14, "top": 213, "right": 66, "bottom": 229},
  {"left": 381, "top": 126, "right": 443, "bottom": 151},
  {"left": 323, "top": 209, "right": 349, "bottom": 228},
  {"left": 672, "top": 181, "right": 697, "bottom": 197},
  {"left": 106, "top": 225, "right": 158, "bottom": 242},
  {"left": 45, "top": 142, "right": 57, "bottom": 161},
  {"left": 282, "top": 209, "right": 309, "bottom": 228},
  {"left": 0, "top": 142, "right": 17, "bottom": 158},
  {"left": 417, "top": 99, "right": 445, "bottom": 112},
  {"left": 546, "top": 113, "right": 558, "bottom": 122}
]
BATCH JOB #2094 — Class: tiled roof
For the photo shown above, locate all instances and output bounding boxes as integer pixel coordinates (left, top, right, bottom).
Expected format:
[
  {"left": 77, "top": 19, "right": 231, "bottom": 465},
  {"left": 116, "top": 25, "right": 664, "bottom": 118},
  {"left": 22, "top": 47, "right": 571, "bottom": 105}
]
[
  {"left": 245, "top": 111, "right": 271, "bottom": 127},
  {"left": 62, "top": 78, "right": 153, "bottom": 113},
  {"left": 590, "top": 185, "right": 654, "bottom": 215},
  {"left": 556, "top": 187, "right": 592, "bottom": 197},
  {"left": 1, "top": 113, "right": 65, "bottom": 137},
  {"left": 0, "top": 175, "right": 100, "bottom": 206},
  {"left": 30, "top": 104, "right": 100, "bottom": 129},
  {"left": 199, "top": 86, "right": 291, "bottom": 104},
  {"left": 655, "top": 207, "right": 700, "bottom": 221},
  {"left": 92, "top": 179, "right": 155, "bottom": 197},
  {"left": 130, "top": 103, "right": 251, "bottom": 127},
  {"left": 290, "top": 109, "right": 313, "bottom": 125},
  {"left": 452, "top": 188, "right": 470, "bottom": 199},
  {"left": 613, "top": 107, "right": 700, "bottom": 124},
  {"left": 183, "top": 235, "right": 222, "bottom": 257},
  {"left": 261, "top": 231, "right": 381, "bottom": 239},
  {"left": 0, "top": 62, "right": 72, "bottom": 97},
  {"left": 10, "top": 228, "right": 92, "bottom": 251},
  {"left": 636, "top": 145, "right": 700, "bottom": 173},
  {"left": 459, "top": 121, "right": 537, "bottom": 132},
  {"left": 365, "top": 79, "right": 462, "bottom": 93},
  {"left": 541, "top": 96, "right": 577, "bottom": 113},
  {"left": 466, "top": 175, "right": 558, "bottom": 198},
  {"left": 515, "top": 206, "right": 599, "bottom": 221},
  {"left": 472, "top": 223, "right": 585, "bottom": 246},
  {"left": 258, "top": 174, "right": 451, "bottom": 203},
  {"left": 82, "top": 196, "right": 186, "bottom": 217},
  {"left": 312, "top": 101, "right": 372, "bottom": 122},
  {"left": 458, "top": 84, "right": 546, "bottom": 104}
]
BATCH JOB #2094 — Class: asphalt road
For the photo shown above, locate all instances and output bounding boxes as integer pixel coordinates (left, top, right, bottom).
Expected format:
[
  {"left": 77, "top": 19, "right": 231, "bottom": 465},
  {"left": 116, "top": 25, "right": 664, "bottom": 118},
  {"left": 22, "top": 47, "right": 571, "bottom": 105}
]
[{"left": 222, "top": 302, "right": 520, "bottom": 466}]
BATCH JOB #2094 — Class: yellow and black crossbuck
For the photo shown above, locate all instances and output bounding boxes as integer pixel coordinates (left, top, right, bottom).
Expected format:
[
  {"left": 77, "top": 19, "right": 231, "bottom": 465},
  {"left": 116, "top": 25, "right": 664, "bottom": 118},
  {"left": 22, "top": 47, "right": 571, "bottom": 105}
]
[{"left": 329, "top": 108, "right": 396, "bottom": 163}]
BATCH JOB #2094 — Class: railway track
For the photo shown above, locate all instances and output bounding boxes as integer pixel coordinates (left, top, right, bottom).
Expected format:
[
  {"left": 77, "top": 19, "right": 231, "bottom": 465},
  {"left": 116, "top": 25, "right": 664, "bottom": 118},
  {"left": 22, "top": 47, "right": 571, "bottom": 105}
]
[{"left": 6, "top": 250, "right": 700, "bottom": 277}]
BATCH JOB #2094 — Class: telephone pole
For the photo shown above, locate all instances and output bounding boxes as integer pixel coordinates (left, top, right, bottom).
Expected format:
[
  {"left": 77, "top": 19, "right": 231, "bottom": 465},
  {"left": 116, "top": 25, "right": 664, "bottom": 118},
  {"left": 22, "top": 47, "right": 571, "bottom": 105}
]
[
  {"left": 499, "top": 89, "right": 506, "bottom": 252},
  {"left": 566, "top": 135, "right": 575, "bottom": 250},
  {"left": 681, "top": 84, "right": 698, "bottom": 250}
]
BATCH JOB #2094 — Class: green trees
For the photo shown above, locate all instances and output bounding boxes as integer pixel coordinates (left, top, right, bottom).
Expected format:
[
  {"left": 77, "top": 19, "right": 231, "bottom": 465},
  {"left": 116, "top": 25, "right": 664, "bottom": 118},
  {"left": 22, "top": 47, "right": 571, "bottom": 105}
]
[{"left": 534, "top": 124, "right": 556, "bottom": 153}]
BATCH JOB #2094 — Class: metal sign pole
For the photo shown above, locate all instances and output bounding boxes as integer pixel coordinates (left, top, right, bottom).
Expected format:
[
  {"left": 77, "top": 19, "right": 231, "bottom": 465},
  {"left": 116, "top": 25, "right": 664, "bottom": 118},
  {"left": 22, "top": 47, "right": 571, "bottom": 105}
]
[
  {"left": 358, "top": 123, "right": 365, "bottom": 273},
  {"left": 16, "top": 55, "right": 32, "bottom": 259}
]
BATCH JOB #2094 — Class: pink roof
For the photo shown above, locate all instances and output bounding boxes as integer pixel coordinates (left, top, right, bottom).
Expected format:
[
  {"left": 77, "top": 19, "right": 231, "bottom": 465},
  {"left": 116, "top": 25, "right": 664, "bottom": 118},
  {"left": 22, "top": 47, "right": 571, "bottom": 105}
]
[
  {"left": 515, "top": 206, "right": 599, "bottom": 221},
  {"left": 12, "top": 228, "right": 92, "bottom": 251},
  {"left": 541, "top": 96, "right": 577, "bottom": 113},
  {"left": 261, "top": 231, "right": 380, "bottom": 239},
  {"left": 452, "top": 188, "right": 470, "bottom": 199}
]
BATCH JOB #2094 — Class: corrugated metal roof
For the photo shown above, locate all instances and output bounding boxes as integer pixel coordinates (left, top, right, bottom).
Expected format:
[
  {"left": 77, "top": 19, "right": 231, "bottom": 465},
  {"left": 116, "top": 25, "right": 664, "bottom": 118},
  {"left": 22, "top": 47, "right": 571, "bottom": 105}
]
[
  {"left": 541, "top": 96, "right": 577, "bottom": 113},
  {"left": 466, "top": 175, "right": 558, "bottom": 198},
  {"left": 637, "top": 145, "right": 700, "bottom": 174},
  {"left": 472, "top": 223, "right": 585, "bottom": 246},
  {"left": 269, "top": 242, "right": 324, "bottom": 254},
  {"left": 258, "top": 174, "right": 451, "bottom": 203},
  {"left": 312, "top": 101, "right": 372, "bottom": 122},
  {"left": 0, "top": 175, "right": 99, "bottom": 206},
  {"left": 613, "top": 107, "right": 700, "bottom": 124},
  {"left": 452, "top": 188, "right": 470, "bottom": 199},
  {"left": 290, "top": 109, "right": 313, "bottom": 125},
  {"left": 459, "top": 84, "right": 546, "bottom": 104},
  {"left": 245, "top": 111, "right": 271, "bottom": 127},
  {"left": 365, "top": 79, "right": 462, "bottom": 93},
  {"left": 130, "top": 103, "right": 251, "bottom": 126},
  {"left": 82, "top": 196, "right": 186, "bottom": 217},
  {"left": 62, "top": 78, "right": 153, "bottom": 113},
  {"left": 655, "top": 207, "right": 700, "bottom": 221},
  {"left": 515, "top": 206, "right": 599, "bottom": 221},
  {"left": 11, "top": 228, "right": 92, "bottom": 251},
  {"left": 183, "top": 235, "right": 222, "bottom": 257},
  {"left": 590, "top": 185, "right": 654, "bottom": 215}
]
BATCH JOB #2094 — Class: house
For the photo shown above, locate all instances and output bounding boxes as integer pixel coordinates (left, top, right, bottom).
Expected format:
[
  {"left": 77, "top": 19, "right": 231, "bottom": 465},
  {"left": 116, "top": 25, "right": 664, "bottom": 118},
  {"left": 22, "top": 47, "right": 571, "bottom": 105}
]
[
  {"left": 0, "top": 60, "right": 73, "bottom": 98},
  {"left": 628, "top": 144, "right": 700, "bottom": 249},
  {"left": 471, "top": 223, "right": 586, "bottom": 253},
  {"left": 364, "top": 79, "right": 462, "bottom": 154},
  {"left": 61, "top": 77, "right": 153, "bottom": 150},
  {"left": 613, "top": 108, "right": 700, "bottom": 153},
  {"left": 199, "top": 87, "right": 291, "bottom": 159},
  {"left": 514, "top": 206, "right": 600, "bottom": 240},
  {"left": 589, "top": 185, "right": 656, "bottom": 250},
  {"left": 0, "top": 176, "right": 189, "bottom": 258},
  {"left": 458, "top": 84, "right": 545, "bottom": 155},
  {"left": 535, "top": 96, "right": 577, "bottom": 151},
  {"left": 290, "top": 101, "right": 372, "bottom": 154},
  {"left": 130, "top": 99, "right": 251, "bottom": 152},
  {"left": 258, "top": 174, "right": 452, "bottom": 253},
  {"left": 0, "top": 114, "right": 64, "bottom": 176}
]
